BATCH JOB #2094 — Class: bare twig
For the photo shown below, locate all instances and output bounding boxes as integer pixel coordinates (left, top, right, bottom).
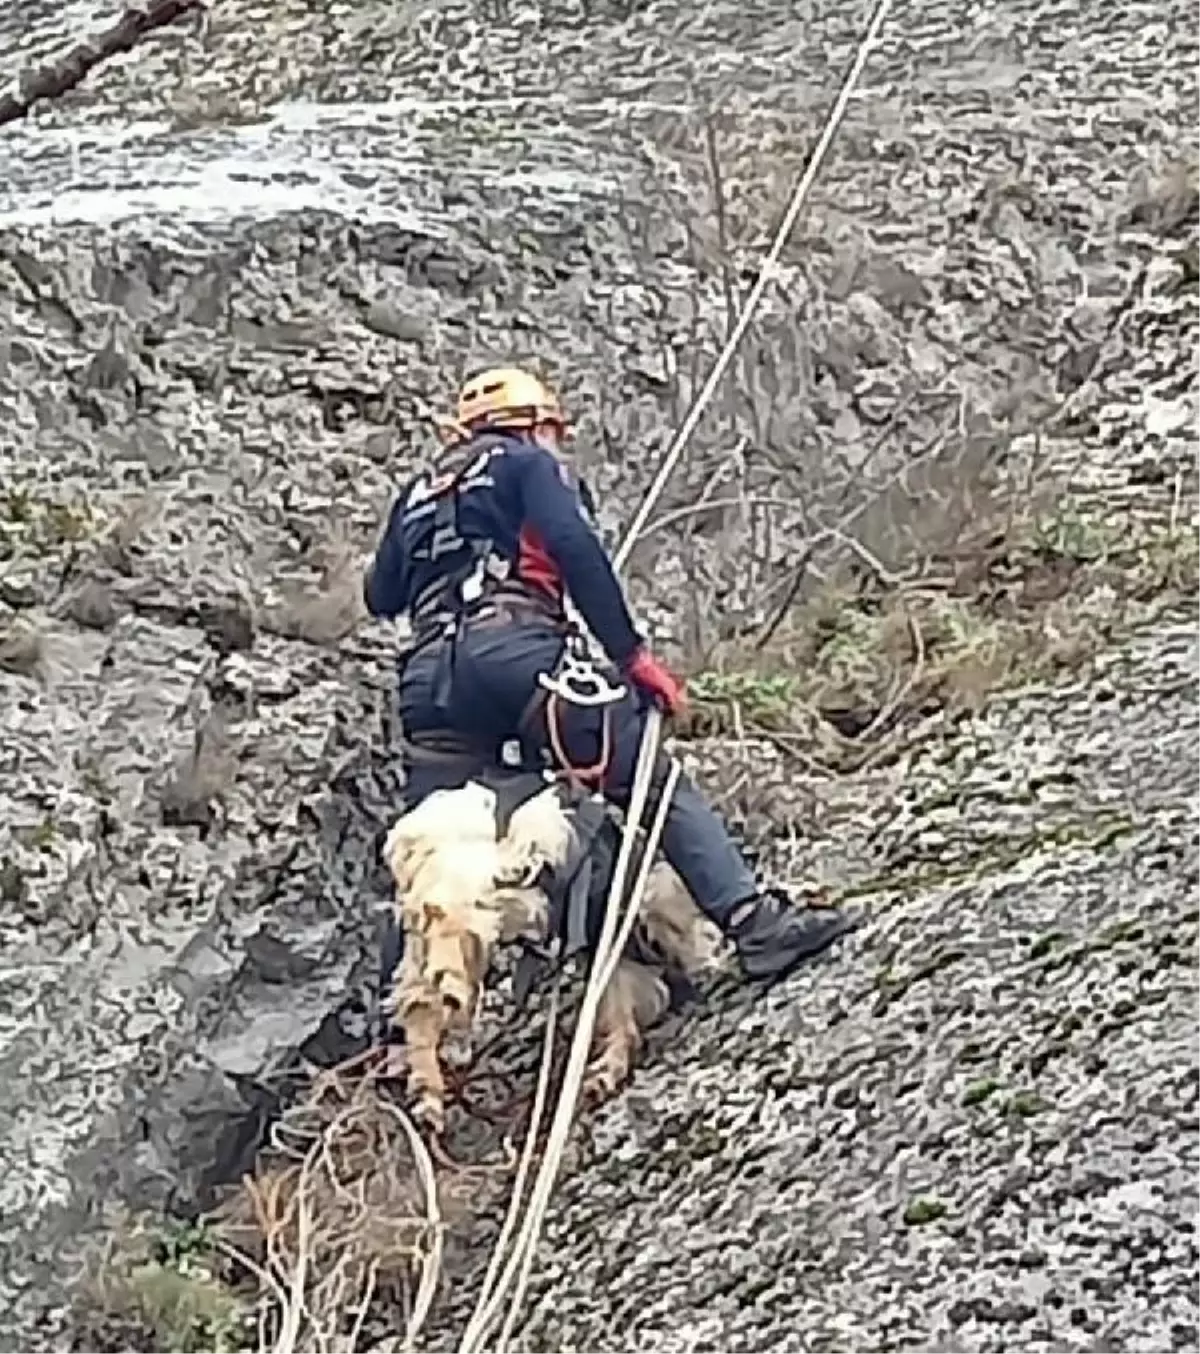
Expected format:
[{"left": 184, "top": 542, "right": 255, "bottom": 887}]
[
  {"left": 753, "top": 399, "right": 961, "bottom": 649},
  {"left": 216, "top": 1060, "right": 444, "bottom": 1354},
  {"left": 614, "top": 0, "right": 898, "bottom": 572},
  {"left": 701, "top": 107, "right": 740, "bottom": 344}
]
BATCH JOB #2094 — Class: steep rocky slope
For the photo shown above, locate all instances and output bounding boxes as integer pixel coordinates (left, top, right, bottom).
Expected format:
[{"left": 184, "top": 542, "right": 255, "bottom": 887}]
[{"left": 0, "top": 0, "right": 1196, "bottom": 1350}]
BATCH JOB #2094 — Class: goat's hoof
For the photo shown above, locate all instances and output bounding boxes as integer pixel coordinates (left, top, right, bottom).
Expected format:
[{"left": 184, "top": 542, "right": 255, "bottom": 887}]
[
  {"left": 442, "top": 1030, "right": 473, "bottom": 1070},
  {"left": 411, "top": 1093, "right": 446, "bottom": 1138},
  {"left": 581, "top": 1065, "right": 623, "bottom": 1108}
]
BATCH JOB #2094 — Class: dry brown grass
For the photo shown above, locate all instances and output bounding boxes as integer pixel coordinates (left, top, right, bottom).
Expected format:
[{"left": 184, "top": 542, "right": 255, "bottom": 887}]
[
  {"left": 677, "top": 499, "right": 1197, "bottom": 771},
  {"left": 210, "top": 1058, "right": 448, "bottom": 1354}
]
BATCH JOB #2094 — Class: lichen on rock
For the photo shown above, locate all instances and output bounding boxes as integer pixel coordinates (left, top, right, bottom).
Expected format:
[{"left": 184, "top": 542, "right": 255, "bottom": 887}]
[{"left": 0, "top": 0, "right": 1196, "bottom": 1351}]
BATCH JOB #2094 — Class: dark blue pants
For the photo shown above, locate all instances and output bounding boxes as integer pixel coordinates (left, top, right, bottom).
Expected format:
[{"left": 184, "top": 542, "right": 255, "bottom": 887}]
[{"left": 398, "top": 618, "right": 756, "bottom": 928}]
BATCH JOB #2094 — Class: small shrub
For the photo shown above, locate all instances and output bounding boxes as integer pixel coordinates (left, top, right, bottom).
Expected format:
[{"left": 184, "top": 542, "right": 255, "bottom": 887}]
[{"left": 74, "top": 1215, "right": 247, "bottom": 1354}]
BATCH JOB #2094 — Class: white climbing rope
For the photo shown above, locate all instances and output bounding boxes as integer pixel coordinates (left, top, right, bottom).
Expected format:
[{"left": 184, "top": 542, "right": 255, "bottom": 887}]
[
  {"left": 614, "top": 0, "right": 897, "bottom": 574},
  {"left": 457, "top": 715, "right": 677, "bottom": 1354},
  {"left": 452, "top": 1, "right": 897, "bottom": 1346},
  {"left": 492, "top": 754, "right": 682, "bottom": 1354}
]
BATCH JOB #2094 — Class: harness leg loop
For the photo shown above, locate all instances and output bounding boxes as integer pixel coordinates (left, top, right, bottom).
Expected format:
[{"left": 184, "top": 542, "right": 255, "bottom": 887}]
[{"left": 539, "top": 633, "right": 626, "bottom": 790}]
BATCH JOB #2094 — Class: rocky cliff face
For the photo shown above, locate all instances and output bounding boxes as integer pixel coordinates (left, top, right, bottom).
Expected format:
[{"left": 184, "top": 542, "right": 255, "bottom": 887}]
[{"left": 0, "top": 1, "right": 1195, "bottom": 1350}]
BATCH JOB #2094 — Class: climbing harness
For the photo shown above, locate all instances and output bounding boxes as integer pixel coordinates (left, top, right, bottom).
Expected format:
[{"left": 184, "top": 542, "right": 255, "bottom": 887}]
[
  {"left": 399, "top": 432, "right": 519, "bottom": 716},
  {"left": 512, "top": 628, "right": 630, "bottom": 1004},
  {"left": 399, "top": 420, "right": 626, "bottom": 786},
  {"left": 405, "top": 436, "right": 510, "bottom": 609}
]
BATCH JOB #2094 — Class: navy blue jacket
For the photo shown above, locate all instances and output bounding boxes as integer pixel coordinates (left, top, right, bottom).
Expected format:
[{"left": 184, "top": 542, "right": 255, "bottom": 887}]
[{"left": 365, "top": 433, "right": 644, "bottom": 666}]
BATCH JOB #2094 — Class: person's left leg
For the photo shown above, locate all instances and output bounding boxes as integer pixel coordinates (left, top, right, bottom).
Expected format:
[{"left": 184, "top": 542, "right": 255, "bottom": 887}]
[
  {"left": 378, "top": 639, "right": 494, "bottom": 1038},
  {"left": 542, "top": 686, "right": 750, "bottom": 921},
  {"left": 542, "top": 677, "right": 859, "bottom": 981}
]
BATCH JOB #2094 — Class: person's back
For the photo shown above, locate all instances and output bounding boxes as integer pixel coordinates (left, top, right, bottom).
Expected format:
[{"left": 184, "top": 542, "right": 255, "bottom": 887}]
[
  {"left": 365, "top": 422, "right": 643, "bottom": 690},
  {"left": 365, "top": 366, "right": 857, "bottom": 984}
]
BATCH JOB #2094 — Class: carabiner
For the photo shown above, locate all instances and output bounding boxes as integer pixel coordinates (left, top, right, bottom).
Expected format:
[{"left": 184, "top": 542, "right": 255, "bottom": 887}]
[{"left": 538, "top": 648, "right": 627, "bottom": 708}]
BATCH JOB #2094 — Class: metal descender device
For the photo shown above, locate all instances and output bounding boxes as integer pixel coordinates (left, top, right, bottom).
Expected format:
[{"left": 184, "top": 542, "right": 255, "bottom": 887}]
[{"left": 537, "top": 628, "right": 627, "bottom": 708}]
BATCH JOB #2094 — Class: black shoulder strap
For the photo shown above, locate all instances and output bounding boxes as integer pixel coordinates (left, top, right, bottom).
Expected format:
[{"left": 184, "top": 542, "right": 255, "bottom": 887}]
[
  {"left": 424, "top": 432, "right": 509, "bottom": 491},
  {"left": 577, "top": 473, "right": 599, "bottom": 520},
  {"left": 406, "top": 435, "right": 516, "bottom": 620}
]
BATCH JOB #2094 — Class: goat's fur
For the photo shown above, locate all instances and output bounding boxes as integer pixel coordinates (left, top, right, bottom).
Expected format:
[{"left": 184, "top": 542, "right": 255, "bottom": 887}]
[{"left": 383, "top": 780, "right": 721, "bottom": 1131}]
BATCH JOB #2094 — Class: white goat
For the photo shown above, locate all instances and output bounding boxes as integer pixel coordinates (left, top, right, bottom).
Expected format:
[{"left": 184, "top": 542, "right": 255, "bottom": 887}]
[{"left": 383, "top": 780, "right": 721, "bottom": 1132}]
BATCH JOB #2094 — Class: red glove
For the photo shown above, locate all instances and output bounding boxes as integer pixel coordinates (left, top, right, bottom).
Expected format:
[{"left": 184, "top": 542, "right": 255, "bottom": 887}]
[{"left": 624, "top": 647, "right": 688, "bottom": 717}]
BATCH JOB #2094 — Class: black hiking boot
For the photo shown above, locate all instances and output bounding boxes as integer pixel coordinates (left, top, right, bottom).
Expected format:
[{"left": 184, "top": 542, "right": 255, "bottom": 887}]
[{"left": 728, "top": 888, "right": 859, "bottom": 982}]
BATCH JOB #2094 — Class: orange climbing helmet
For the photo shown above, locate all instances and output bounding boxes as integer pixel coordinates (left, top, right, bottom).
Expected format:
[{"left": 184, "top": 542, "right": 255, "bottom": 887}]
[{"left": 455, "top": 366, "right": 566, "bottom": 435}]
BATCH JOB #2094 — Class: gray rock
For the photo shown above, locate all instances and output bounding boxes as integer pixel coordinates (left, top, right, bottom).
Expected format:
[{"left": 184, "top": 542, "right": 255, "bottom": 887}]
[{"left": 0, "top": 0, "right": 1195, "bottom": 1350}]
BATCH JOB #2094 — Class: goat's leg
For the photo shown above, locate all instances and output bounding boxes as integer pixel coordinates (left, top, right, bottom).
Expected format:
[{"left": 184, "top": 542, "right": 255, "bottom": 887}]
[
  {"left": 582, "top": 959, "right": 669, "bottom": 1106},
  {"left": 397, "top": 995, "right": 447, "bottom": 1135}
]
